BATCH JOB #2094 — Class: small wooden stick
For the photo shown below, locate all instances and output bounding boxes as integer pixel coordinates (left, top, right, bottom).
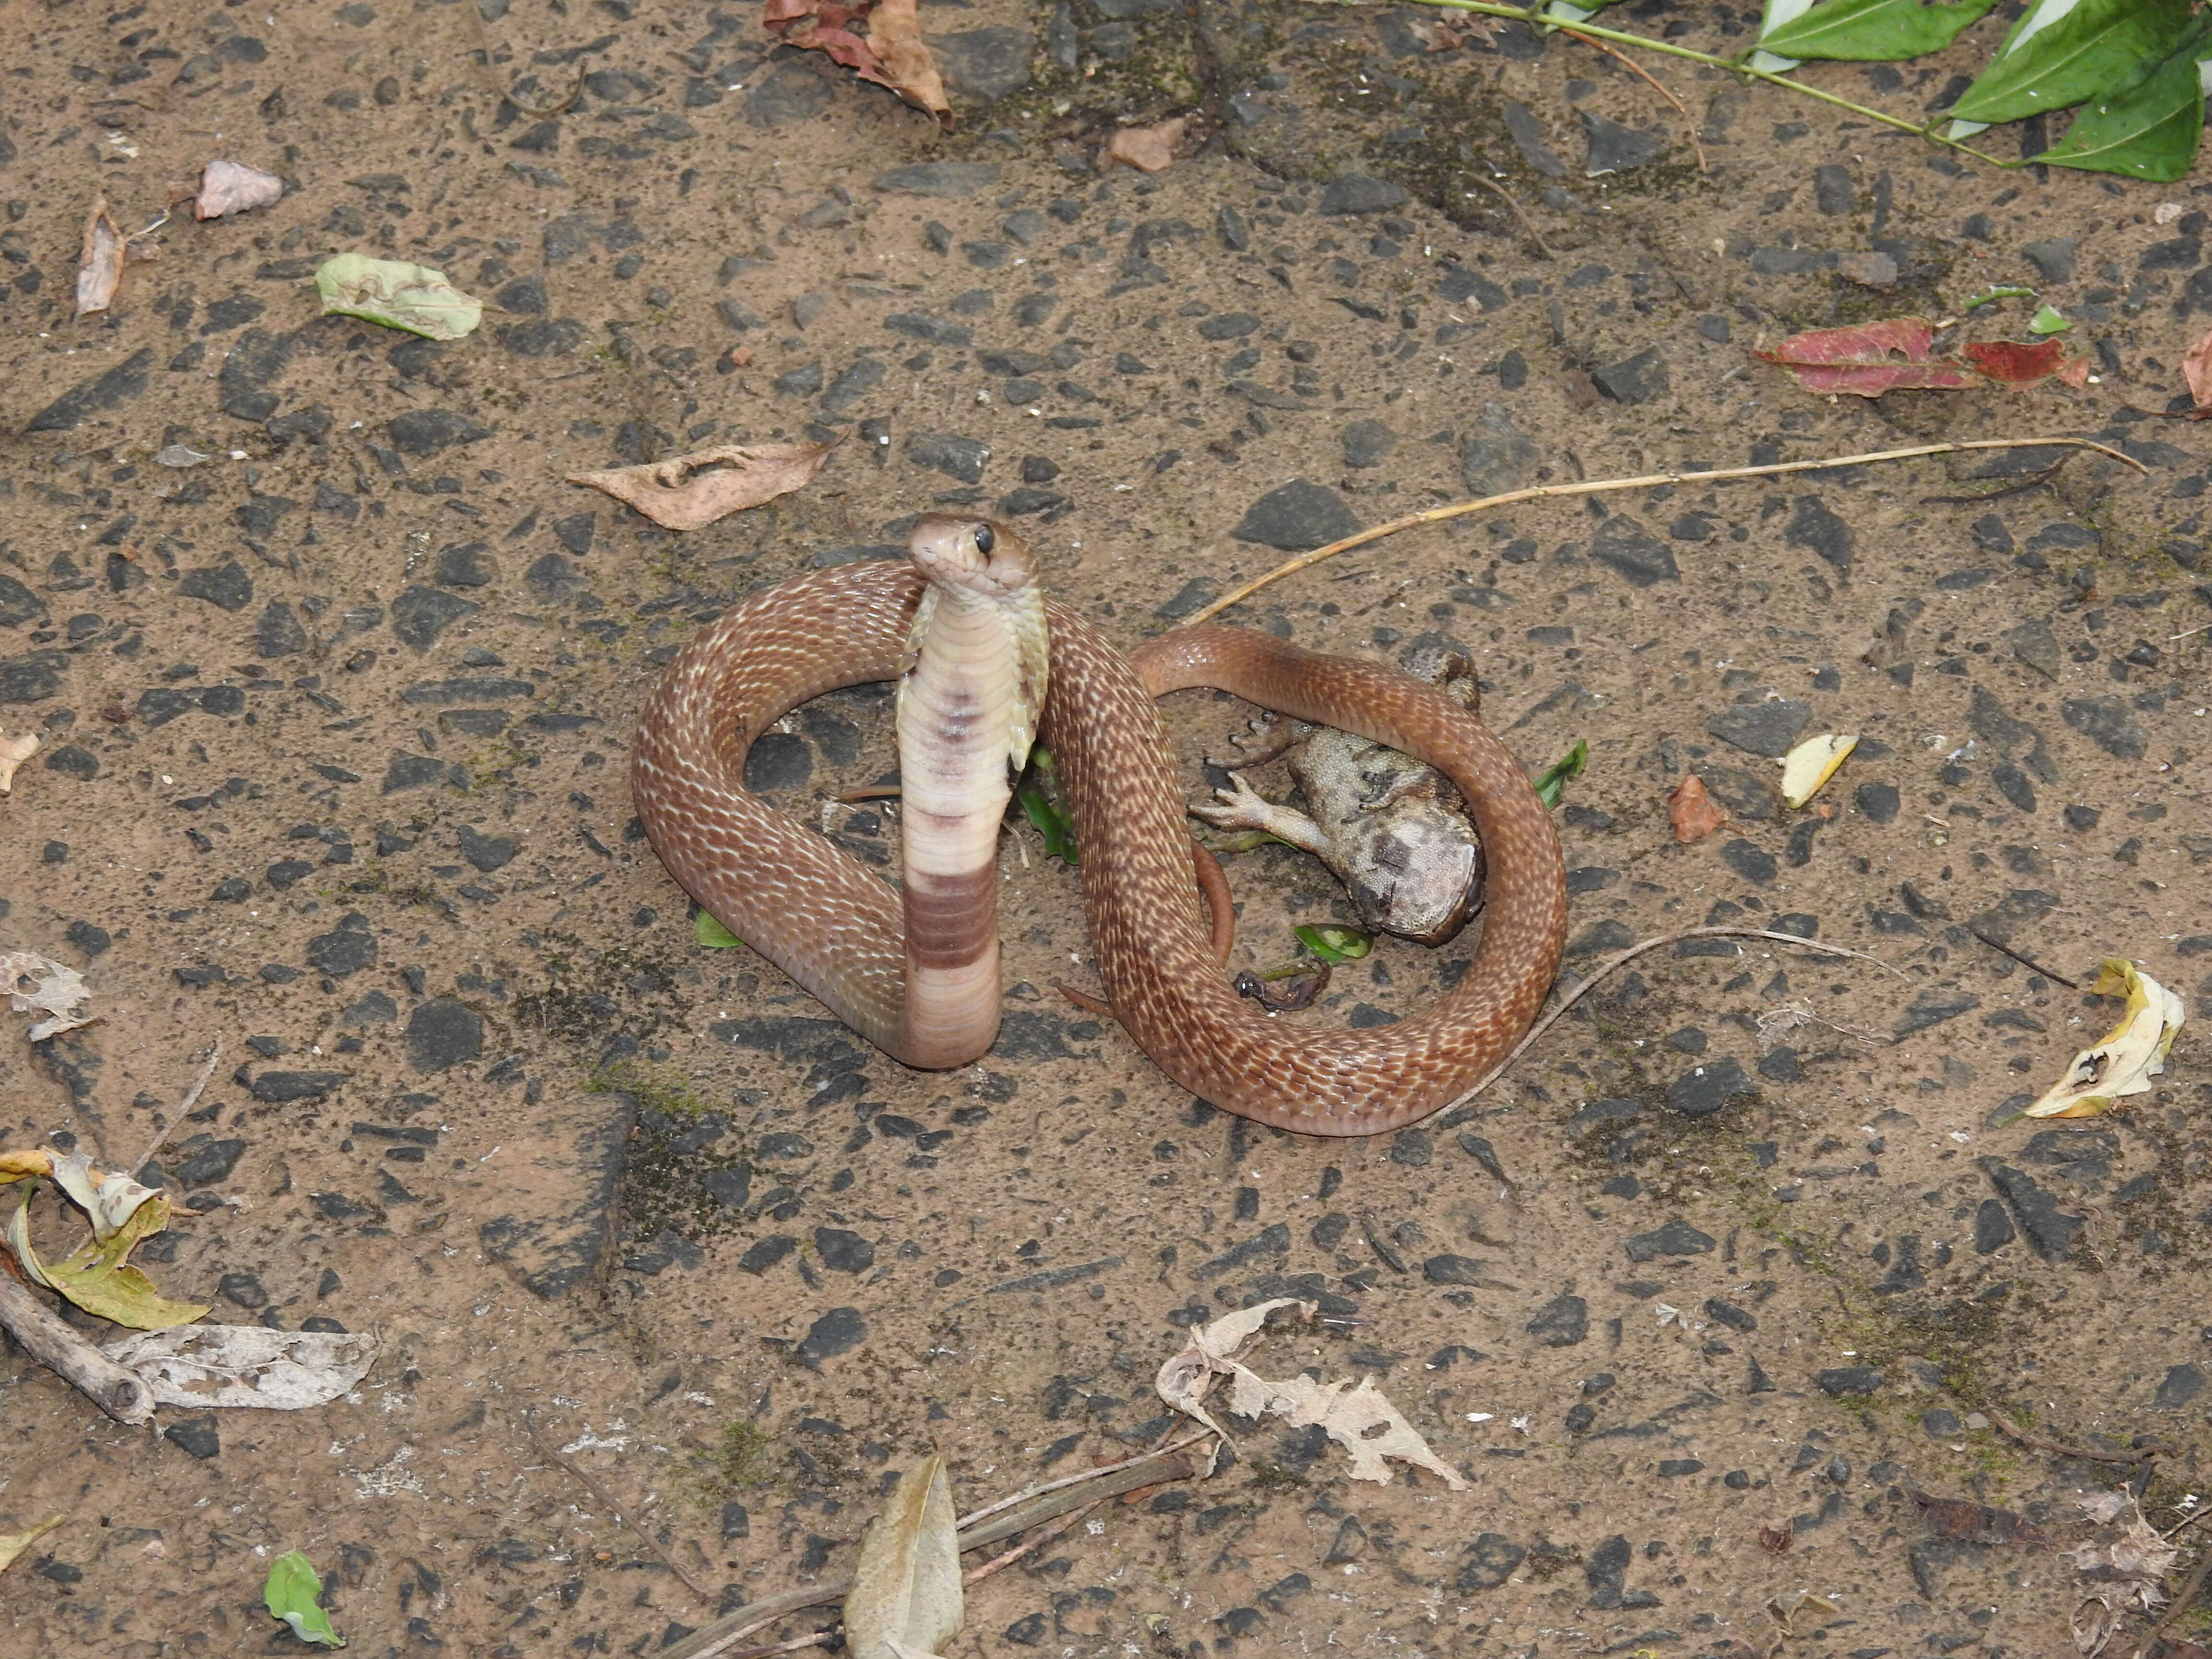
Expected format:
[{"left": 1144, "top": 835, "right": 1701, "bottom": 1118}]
[
  {"left": 962, "top": 1498, "right": 1103, "bottom": 1587},
  {"left": 1466, "top": 170, "right": 1552, "bottom": 260},
  {"left": 0, "top": 1266, "right": 154, "bottom": 1426},
  {"left": 531, "top": 1422, "right": 716, "bottom": 1603},
  {"left": 2133, "top": 1545, "right": 2212, "bottom": 1659},
  {"left": 1559, "top": 26, "right": 1706, "bottom": 171},
  {"left": 1981, "top": 1403, "right": 2172, "bottom": 1467},
  {"left": 1178, "top": 437, "right": 2149, "bottom": 627}
]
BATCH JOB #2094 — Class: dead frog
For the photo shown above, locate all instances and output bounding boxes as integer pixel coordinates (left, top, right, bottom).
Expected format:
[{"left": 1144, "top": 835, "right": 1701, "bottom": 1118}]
[{"left": 1192, "top": 646, "right": 1486, "bottom": 946}]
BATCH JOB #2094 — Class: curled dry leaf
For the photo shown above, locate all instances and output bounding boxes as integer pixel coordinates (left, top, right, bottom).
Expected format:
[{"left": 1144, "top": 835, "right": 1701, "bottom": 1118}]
[
  {"left": 767, "top": 0, "right": 950, "bottom": 123},
  {"left": 2068, "top": 1493, "right": 2178, "bottom": 1657},
  {"left": 864, "top": 0, "right": 949, "bottom": 125},
  {"left": 0, "top": 1515, "right": 65, "bottom": 1576},
  {"left": 0, "top": 950, "right": 94, "bottom": 1041},
  {"left": 104, "top": 1326, "right": 379, "bottom": 1410},
  {"left": 1765, "top": 1590, "right": 1839, "bottom": 1635},
  {"left": 1106, "top": 117, "right": 1186, "bottom": 174},
  {"left": 1962, "top": 337, "right": 2080, "bottom": 387},
  {"left": 6, "top": 1169, "right": 208, "bottom": 1331},
  {"left": 1667, "top": 773, "right": 1726, "bottom": 844},
  {"left": 0, "top": 729, "right": 40, "bottom": 793},
  {"left": 2184, "top": 325, "right": 2212, "bottom": 412},
  {"left": 315, "top": 253, "right": 482, "bottom": 341},
  {"left": 567, "top": 440, "right": 835, "bottom": 531},
  {"left": 843, "top": 1454, "right": 962, "bottom": 1659},
  {"left": 1756, "top": 1520, "right": 1794, "bottom": 1555},
  {"left": 1155, "top": 1296, "right": 1310, "bottom": 1437},
  {"left": 195, "top": 158, "right": 284, "bottom": 220},
  {"left": 1779, "top": 733, "right": 1855, "bottom": 809},
  {"left": 2025, "top": 959, "right": 2185, "bottom": 1119},
  {"left": 75, "top": 199, "right": 125, "bottom": 317}
]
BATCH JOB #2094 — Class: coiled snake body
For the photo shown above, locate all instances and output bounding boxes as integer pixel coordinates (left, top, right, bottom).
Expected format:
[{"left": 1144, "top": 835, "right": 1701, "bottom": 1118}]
[{"left": 633, "top": 518, "right": 1567, "bottom": 1136}]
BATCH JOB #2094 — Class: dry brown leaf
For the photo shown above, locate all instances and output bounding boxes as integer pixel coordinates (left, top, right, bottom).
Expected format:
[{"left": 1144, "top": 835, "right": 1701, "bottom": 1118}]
[
  {"left": 195, "top": 159, "right": 284, "bottom": 221},
  {"left": 0, "top": 1515, "right": 65, "bottom": 1576},
  {"left": 74, "top": 199, "right": 125, "bottom": 317},
  {"left": 1756, "top": 1520, "right": 1793, "bottom": 1555},
  {"left": 566, "top": 440, "right": 835, "bottom": 531},
  {"left": 2068, "top": 1492, "right": 2178, "bottom": 1657},
  {"left": 0, "top": 730, "right": 39, "bottom": 792},
  {"left": 1106, "top": 118, "right": 1186, "bottom": 174},
  {"left": 864, "top": 0, "right": 950, "bottom": 123},
  {"left": 843, "top": 1455, "right": 962, "bottom": 1659},
  {"left": 2186, "top": 327, "right": 2212, "bottom": 410},
  {"left": 1668, "top": 773, "right": 1726, "bottom": 843}
]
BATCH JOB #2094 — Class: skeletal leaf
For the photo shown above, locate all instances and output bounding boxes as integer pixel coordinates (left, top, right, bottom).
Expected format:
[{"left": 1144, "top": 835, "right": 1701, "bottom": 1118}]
[
  {"left": 1779, "top": 732, "right": 1856, "bottom": 809},
  {"left": 0, "top": 730, "right": 38, "bottom": 793},
  {"left": 2067, "top": 1493, "right": 2177, "bottom": 1657},
  {"left": 2025, "top": 959, "right": 2185, "bottom": 1118},
  {"left": 1155, "top": 1297, "right": 1310, "bottom": 1435},
  {"left": 75, "top": 199, "right": 125, "bottom": 316},
  {"left": 155, "top": 443, "right": 212, "bottom": 467},
  {"left": 1667, "top": 773, "right": 1726, "bottom": 844},
  {"left": 0, "top": 950, "right": 94, "bottom": 1041},
  {"left": 843, "top": 1455, "right": 962, "bottom": 1659},
  {"left": 265, "top": 1550, "right": 346, "bottom": 1648},
  {"left": 106, "top": 1326, "right": 378, "bottom": 1410},
  {"left": 314, "top": 253, "right": 482, "bottom": 341},
  {"left": 1224, "top": 1370, "right": 1469, "bottom": 1490},
  {"left": 0, "top": 1515, "right": 65, "bottom": 1575},
  {"left": 195, "top": 158, "right": 284, "bottom": 220},
  {"left": 567, "top": 441, "right": 834, "bottom": 531}
]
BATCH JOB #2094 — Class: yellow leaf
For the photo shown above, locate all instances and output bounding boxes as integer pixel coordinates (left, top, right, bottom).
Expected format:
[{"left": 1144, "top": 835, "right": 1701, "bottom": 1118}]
[
  {"left": 0, "top": 1515, "right": 65, "bottom": 1575},
  {"left": 0, "top": 1149, "right": 53, "bottom": 1184},
  {"left": 1779, "top": 733, "right": 1856, "bottom": 809},
  {"left": 2024, "top": 959, "right": 2185, "bottom": 1119},
  {"left": 12, "top": 1186, "right": 209, "bottom": 1331}
]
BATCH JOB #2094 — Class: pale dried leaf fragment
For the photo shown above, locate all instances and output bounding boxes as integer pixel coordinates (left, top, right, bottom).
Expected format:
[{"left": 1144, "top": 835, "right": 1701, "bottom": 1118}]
[
  {"left": 2025, "top": 959, "right": 2184, "bottom": 1119},
  {"left": 843, "top": 1454, "right": 962, "bottom": 1659},
  {"left": 105, "top": 1326, "right": 378, "bottom": 1409},
  {"left": 1779, "top": 732, "right": 1855, "bottom": 809},
  {"left": 567, "top": 441, "right": 835, "bottom": 531},
  {"left": 1106, "top": 117, "right": 1186, "bottom": 174},
  {"left": 1226, "top": 1369, "right": 1469, "bottom": 1489},
  {"left": 1154, "top": 1296, "right": 1310, "bottom": 1436},
  {"left": 2067, "top": 1493, "right": 2177, "bottom": 1657},
  {"left": 0, "top": 1515, "right": 65, "bottom": 1576},
  {"left": 0, "top": 730, "right": 39, "bottom": 793},
  {"left": 314, "top": 253, "right": 482, "bottom": 341},
  {"left": 75, "top": 199, "right": 126, "bottom": 316},
  {"left": 0, "top": 951, "right": 94, "bottom": 1041},
  {"left": 1667, "top": 773, "right": 1725, "bottom": 843},
  {"left": 1766, "top": 1590, "right": 1839, "bottom": 1635},
  {"left": 2185, "top": 325, "right": 2212, "bottom": 412},
  {"left": 48, "top": 1152, "right": 160, "bottom": 1243},
  {"left": 195, "top": 159, "right": 284, "bottom": 220},
  {"left": 865, "top": 0, "right": 950, "bottom": 122}
]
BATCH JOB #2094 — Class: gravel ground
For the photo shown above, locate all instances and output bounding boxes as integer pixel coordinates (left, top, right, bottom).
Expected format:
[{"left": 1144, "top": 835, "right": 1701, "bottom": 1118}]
[{"left": 0, "top": 2, "right": 2207, "bottom": 1656}]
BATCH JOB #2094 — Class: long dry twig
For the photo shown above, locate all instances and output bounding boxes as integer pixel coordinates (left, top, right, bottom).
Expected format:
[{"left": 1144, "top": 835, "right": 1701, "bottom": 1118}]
[
  {"left": 962, "top": 1498, "right": 1104, "bottom": 1587},
  {"left": 660, "top": 1444, "right": 1201, "bottom": 1659},
  {"left": 529, "top": 1418, "right": 717, "bottom": 1604},
  {"left": 1178, "top": 437, "right": 2148, "bottom": 627},
  {"left": 1557, "top": 26, "right": 1706, "bottom": 172},
  {"left": 1981, "top": 1403, "right": 2173, "bottom": 1467},
  {"left": 1430, "top": 927, "right": 1903, "bottom": 1129}
]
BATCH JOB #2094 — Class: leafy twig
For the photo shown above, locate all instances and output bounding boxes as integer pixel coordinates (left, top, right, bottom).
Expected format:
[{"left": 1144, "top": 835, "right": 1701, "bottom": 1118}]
[{"left": 1178, "top": 437, "right": 2148, "bottom": 626}]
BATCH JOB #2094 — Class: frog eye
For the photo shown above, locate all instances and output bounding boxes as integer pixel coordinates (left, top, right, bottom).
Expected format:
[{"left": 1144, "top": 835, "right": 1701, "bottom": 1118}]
[{"left": 973, "top": 523, "right": 996, "bottom": 556}]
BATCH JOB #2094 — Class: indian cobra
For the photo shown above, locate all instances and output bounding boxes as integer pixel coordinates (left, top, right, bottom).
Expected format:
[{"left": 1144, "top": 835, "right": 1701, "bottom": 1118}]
[{"left": 632, "top": 516, "right": 1568, "bottom": 1136}]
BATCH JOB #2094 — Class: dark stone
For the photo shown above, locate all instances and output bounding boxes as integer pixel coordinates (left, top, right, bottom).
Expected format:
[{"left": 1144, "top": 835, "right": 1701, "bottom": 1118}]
[
  {"left": 1666, "top": 1056, "right": 1752, "bottom": 1118},
  {"left": 1587, "top": 515, "right": 1678, "bottom": 587},
  {"left": 1984, "top": 1162, "right": 2083, "bottom": 1259},
  {"left": 25, "top": 348, "right": 155, "bottom": 433},
  {"left": 1581, "top": 109, "right": 1664, "bottom": 174},
  {"left": 821, "top": 358, "right": 885, "bottom": 416},
  {"left": 0, "top": 573, "right": 45, "bottom": 627},
  {"left": 304, "top": 913, "right": 377, "bottom": 977},
  {"left": 457, "top": 825, "right": 519, "bottom": 872},
  {"left": 743, "top": 732, "right": 813, "bottom": 793},
  {"left": 872, "top": 162, "right": 1000, "bottom": 197},
  {"left": 1817, "top": 1366, "right": 1882, "bottom": 1396},
  {"left": 170, "top": 1138, "right": 246, "bottom": 1187},
  {"left": 1459, "top": 402, "right": 1538, "bottom": 495},
  {"left": 927, "top": 26, "right": 1033, "bottom": 98},
  {"left": 553, "top": 513, "right": 595, "bottom": 555},
  {"left": 1972, "top": 1196, "right": 2015, "bottom": 1254},
  {"left": 814, "top": 1226, "right": 875, "bottom": 1273},
  {"left": 1318, "top": 174, "right": 1408, "bottom": 216},
  {"left": 1455, "top": 1534, "right": 1526, "bottom": 1592},
  {"left": 179, "top": 562, "right": 254, "bottom": 613},
  {"left": 906, "top": 433, "right": 990, "bottom": 484},
  {"left": 341, "top": 991, "right": 397, "bottom": 1027},
  {"left": 1705, "top": 1298, "right": 1756, "bottom": 1332},
  {"left": 744, "top": 63, "right": 831, "bottom": 127},
  {"left": 2022, "top": 237, "right": 2075, "bottom": 283},
  {"left": 1720, "top": 838, "right": 1778, "bottom": 885},
  {"left": 218, "top": 330, "right": 293, "bottom": 421},
  {"left": 2061, "top": 695, "right": 2147, "bottom": 760},
  {"left": 1502, "top": 101, "right": 1566, "bottom": 177},
  {"left": 1423, "top": 1254, "right": 1492, "bottom": 1286},
  {"left": 797, "top": 1305, "right": 866, "bottom": 1366},
  {"left": 1784, "top": 496, "right": 1852, "bottom": 577},
  {"left": 1585, "top": 1534, "right": 1630, "bottom": 1607},
  {"left": 1706, "top": 699, "right": 1812, "bottom": 758},
  {"left": 1198, "top": 312, "right": 1259, "bottom": 341},
  {"left": 390, "top": 586, "right": 480, "bottom": 651},
  {"left": 739, "top": 1236, "right": 794, "bottom": 1274},
  {"left": 163, "top": 1416, "right": 221, "bottom": 1459},
  {"left": 249, "top": 1071, "right": 347, "bottom": 1103},
  {"left": 2006, "top": 618, "right": 2061, "bottom": 680},
  {"left": 0, "top": 651, "right": 66, "bottom": 704},
  {"left": 1856, "top": 781, "right": 1899, "bottom": 824},
  {"left": 434, "top": 542, "right": 496, "bottom": 588},
  {"left": 1813, "top": 163, "right": 1856, "bottom": 215},
  {"left": 407, "top": 998, "right": 484, "bottom": 1072},
  {"left": 256, "top": 601, "right": 307, "bottom": 658},
  {"left": 2154, "top": 1363, "right": 2204, "bottom": 1409},
  {"left": 1590, "top": 346, "right": 1667, "bottom": 404},
  {"left": 1923, "top": 1407, "right": 1963, "bottom": 1437},
  {"left": 477, "top": 1092, "right": 635, "bottom": 1297},
  {"left": 388, "top": 408, "right": 492, "bottom": 455},
  {"left": 44, "top": 745, "right": 98, "bottom": 781},
  {"left": 1231, "top": 480, "right": 1361, "bottom": 551},
  {"left": 1966, "top": 890, "right": 2056, "bottom": 946},
  {"left": 1624, "top": 1220, "right": 1715, "bottom": 1262},
  {"left": 884, "top": 312, "right": 972, "bottom": 348},
  {"left": 1526, "top": 1294, "right": 1588, "bottom": 1346},
  {"left": 1897, "top": 992, "right": 1979, "bottom": 1036},
  {"left": 525, "top": 553, "right": 586, "bottom": 599}
]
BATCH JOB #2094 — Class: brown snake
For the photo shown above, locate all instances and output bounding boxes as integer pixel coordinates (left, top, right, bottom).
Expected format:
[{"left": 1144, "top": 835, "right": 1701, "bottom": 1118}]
[{"left": 632, "top": 521, "right": 1567, "bottom": 1136}]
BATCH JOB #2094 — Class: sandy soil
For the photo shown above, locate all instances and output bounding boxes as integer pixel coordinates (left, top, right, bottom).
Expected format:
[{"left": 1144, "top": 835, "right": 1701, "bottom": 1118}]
[{"left": 0, "top": 1, "right": 2207, "bottom": 1655}]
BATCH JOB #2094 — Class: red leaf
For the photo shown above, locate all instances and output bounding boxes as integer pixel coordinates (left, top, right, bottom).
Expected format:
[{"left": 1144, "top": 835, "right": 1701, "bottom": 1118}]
[
  {"left": 1962, "top": 337, "right": 2069, "bottom": 386},
  {"left": 1755, "top": 318, "right": 1979, "bottom": 397}
]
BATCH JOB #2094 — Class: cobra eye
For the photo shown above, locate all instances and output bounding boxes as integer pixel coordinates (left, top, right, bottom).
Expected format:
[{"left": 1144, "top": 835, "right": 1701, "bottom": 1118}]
[{"left": 973, "top": 523, "right": 996, "bottom": 556}]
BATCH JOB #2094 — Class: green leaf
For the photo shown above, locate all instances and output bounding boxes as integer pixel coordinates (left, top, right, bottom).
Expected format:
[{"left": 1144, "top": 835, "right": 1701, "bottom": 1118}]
[
  {"left": 1294, "top": 924, "right": 1371, "bottom": 964},
  {"left": 1532, "top": 740, "right": 1588, "bottom": 809},
  {"left": 694, "top": 912, "right": 743, "bottom": 948},
  {"left": 1962, "top": 285, "right": 2036, "bottom": 311},
  {"left": 314, "top": 253, "right": 481, "bottom": 341},
  {"left": 2028, "top": 304, "right": 2071, "bottom": 335},
  {"left": 2035, "top": 14, "right": 2212, "bottom": 182},
  {"left": 1017, "top": 787, "right": 1078, "bottom": 866},
  {"left": 1757, "top": 0, "right": 2000, "bottom": 61},
  {"left": 1949, "top": 0, "right": 2191, "bottom": 126},
  {"left": 265, "top": 1551, "right": 345, "bottom": 1649}
]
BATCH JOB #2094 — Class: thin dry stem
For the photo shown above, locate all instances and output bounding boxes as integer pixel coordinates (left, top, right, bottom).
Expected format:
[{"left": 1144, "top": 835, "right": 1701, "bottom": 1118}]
[
  {"left": 127, "top": 1040, "right": 221, "bottom": 1177},
  {"left": 1981, "top": 1403, "right": 2171, "bottom": 1467},
  {"left": 531, "top": 1420, "right": 716, "bottom": 1603},
  {"left": 1559, "top": 26, "right": 1706, "bottom": 171},
  {"left": 962, "top": 1498, "right": 1104, "bottom": 1586},
  {"left": 1178, "top": 438, "right": 2147, "bottom": 627},
  {"left": 1466, "top": 170, "right": 1552, "bottom": 259}
]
